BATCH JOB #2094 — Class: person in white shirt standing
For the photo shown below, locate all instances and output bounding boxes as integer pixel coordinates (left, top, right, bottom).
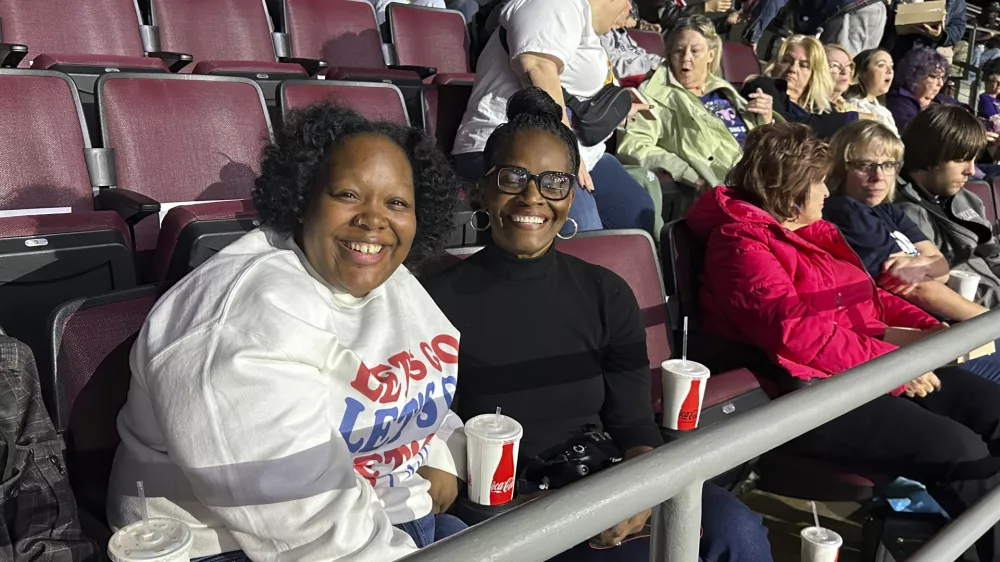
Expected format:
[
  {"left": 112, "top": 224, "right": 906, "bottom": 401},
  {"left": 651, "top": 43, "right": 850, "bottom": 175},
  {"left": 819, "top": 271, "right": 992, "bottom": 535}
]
[
  {"left": 453, "top": 0, "right": 658, "bottom": 237},
  {"left": 108, "top": 104, "right": 467, "bottom": 562}
]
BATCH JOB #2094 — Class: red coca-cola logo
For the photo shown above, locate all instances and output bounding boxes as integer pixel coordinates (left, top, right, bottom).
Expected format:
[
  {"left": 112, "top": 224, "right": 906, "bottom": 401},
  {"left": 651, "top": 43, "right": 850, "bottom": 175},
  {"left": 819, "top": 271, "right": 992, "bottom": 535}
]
[
  {"left": 676, "top": 379, "right": 703, "bottom": 431},
  {"left": 489, "top": 441, "right": 517, "bottom": 505}
]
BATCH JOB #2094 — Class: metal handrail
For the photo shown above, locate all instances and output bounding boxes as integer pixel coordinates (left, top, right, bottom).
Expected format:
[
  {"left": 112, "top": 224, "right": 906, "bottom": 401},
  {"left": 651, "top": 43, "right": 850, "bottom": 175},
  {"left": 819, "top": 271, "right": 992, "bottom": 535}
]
[
  {"left": 402, "top": 309, "right": 1000, "bottom": 562},
  {"left": 909, "top": 482, "right": 1000, "bottom": 562}
]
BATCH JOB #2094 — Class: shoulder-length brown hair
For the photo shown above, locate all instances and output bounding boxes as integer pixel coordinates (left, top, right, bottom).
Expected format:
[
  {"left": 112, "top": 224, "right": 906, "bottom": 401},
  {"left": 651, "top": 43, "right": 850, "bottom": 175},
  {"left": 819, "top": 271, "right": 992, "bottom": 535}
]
[
  {"left": 727, "top": 123, "right": 831, "bottom": 222},
  {"left": 828, "top": 120, "right": 905, "bottom": 201}
]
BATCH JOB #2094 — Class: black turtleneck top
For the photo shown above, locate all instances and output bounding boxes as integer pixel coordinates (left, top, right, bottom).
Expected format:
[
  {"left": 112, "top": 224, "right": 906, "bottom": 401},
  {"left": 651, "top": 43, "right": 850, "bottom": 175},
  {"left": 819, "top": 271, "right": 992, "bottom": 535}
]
[{"left": 422, "top": 243, "right": 663, "bottom": 460}]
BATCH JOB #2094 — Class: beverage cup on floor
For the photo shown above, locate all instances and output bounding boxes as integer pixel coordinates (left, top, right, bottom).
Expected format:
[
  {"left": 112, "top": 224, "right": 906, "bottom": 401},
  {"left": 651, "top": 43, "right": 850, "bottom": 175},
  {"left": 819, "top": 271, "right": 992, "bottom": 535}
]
[
  {"left": 465, "top": 412, "right": 523, "bottom": 506},
  {"left": 800, "top": 526, "right": 842, "bottom": 562},
  {"left": 947, "top": 270, "right": 981, "bottom": 302},
  {"left": 108, "top": 518, "right": 193, "bottom": 561},
  {"left": 660, "top": 359, "right": 710, "bottom": 430}
]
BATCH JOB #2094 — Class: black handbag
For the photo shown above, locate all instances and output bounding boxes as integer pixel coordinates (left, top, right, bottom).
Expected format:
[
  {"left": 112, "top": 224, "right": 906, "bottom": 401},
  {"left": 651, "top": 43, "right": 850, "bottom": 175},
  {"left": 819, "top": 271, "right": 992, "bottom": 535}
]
[{"left": 498, "top": 28, "right": 632, "bottom": 147}]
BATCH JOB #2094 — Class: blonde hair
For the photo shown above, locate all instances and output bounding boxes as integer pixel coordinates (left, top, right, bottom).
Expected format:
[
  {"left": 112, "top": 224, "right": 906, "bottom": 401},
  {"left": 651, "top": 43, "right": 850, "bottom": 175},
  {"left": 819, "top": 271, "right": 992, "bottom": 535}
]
[
  {"left": 827, "top": 120, "right": 905, "bottom": 201},
  {"left": 665, "top": 15, "right": 722, "bottom": 75},
  {"left": 767, "top": 35, "right": 834, "bottom": 113}
]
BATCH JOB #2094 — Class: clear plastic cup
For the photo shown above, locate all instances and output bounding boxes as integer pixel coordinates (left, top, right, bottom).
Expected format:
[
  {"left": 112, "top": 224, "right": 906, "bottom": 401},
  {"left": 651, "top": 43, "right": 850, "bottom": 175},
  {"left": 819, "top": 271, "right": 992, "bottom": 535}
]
[{"left": 108, "top": 518, "right": 193, "bottom": 562}]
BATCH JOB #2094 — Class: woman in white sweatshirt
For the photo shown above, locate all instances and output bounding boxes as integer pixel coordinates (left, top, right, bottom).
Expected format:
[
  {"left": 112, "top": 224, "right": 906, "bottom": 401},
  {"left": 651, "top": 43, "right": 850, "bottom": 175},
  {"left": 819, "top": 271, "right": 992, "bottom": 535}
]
[{"left": 108, "top": 104, "right": 466, "bottom": 561}]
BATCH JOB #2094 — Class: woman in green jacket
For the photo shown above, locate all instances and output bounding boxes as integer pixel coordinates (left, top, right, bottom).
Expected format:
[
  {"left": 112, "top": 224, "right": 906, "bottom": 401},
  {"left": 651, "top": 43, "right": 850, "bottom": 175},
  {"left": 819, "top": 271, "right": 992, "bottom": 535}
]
[{"left": 618, "top": 15, "right": 773, "bottom": 226}]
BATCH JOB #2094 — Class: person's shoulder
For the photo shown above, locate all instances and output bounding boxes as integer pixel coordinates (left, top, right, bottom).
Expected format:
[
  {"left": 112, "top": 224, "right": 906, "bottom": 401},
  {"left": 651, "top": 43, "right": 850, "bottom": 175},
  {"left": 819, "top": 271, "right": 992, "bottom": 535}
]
[{"left": 824, "top": 194, "right": 867, "bottom": 216}]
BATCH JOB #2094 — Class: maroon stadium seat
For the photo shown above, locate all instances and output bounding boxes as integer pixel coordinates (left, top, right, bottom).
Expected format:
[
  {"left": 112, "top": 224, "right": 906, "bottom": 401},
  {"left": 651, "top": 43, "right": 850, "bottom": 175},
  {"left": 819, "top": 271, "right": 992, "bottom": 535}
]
[
  {"left": 0, "top": 70, "right": 135, "bottom": 369},
  {"left": 664, "top": 218, "right": 887, "bottom": 502},
  {"left": 968, "top": 180, "right": 998, "bottom": 232},
  {"left": 96, "top": 73, "right": 272, "bottom": 278},
  {"left": 153, "top": 199, "right": 259, "bottom": 282},
  {"left": 721, "top": 42, "right": 761, "bottom": 90},
  {"left": 284, "top": 0, "right": 423, "bottom": 84},
  {"left": 48, "top": 283, "right": 170, "bottom": 522},
  {"left": 279, "top": 80, "right": 410, "bottom": 125},
  {"left": 421, "top": 83, "right": 473, "bottom": 152},
  {"left": 626, "top": 29, "right": 666, "bottom": 59},
  {"left": 386, "top": 4, "right": 475, "bottom": 85},
  {"left": 149, "top": 0, "right": 308, "bottom": 77},
  {"left": 0, "top": 0, "right": 169, "bottom": 71}
]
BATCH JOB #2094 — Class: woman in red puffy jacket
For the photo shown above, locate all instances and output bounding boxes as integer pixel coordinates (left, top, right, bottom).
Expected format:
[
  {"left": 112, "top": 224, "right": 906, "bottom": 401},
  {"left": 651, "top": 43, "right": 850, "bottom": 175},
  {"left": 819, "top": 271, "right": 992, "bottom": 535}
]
[{"left": 686, "top": 122, "right": 1000, "bottom": 562}]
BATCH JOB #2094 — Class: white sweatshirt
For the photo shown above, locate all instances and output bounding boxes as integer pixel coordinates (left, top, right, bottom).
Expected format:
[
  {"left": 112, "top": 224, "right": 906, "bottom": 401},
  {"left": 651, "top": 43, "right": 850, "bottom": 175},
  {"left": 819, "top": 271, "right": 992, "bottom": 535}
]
[{"left": 107, "top": 229, "right": 465, "bottom": 561}]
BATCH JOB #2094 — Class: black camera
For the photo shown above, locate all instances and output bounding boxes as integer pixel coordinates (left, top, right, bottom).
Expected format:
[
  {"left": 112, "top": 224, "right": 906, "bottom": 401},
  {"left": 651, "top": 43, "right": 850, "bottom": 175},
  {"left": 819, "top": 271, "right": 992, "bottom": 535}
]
[{"left": 519, "top": 425, "right": 623, "bottom": 493}]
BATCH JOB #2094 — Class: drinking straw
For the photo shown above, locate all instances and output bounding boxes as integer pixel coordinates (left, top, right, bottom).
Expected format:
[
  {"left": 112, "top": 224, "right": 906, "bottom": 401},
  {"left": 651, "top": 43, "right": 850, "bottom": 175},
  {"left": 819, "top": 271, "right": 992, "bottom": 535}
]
[
  {"left": 682, "top": 316, "right": 689, "bottom": 362},
  {"left": 138, "top": 481, "right": 149, "bottom": 526},
  {"left": 811, "top": 500, "right": 820, "bottom": 530},
  {"left": 494, "top": 407, "right": 501, "bottom": 425}
]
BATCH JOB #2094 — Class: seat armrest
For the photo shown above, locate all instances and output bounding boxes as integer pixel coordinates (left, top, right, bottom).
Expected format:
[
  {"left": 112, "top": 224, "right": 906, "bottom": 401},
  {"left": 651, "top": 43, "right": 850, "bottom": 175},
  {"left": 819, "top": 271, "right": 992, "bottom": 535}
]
[
  {"left": 0, "top": 43, "right": 28, "bottom": 68},
  {"left": 388, "top": 64, "right": 437, "bottom": 79},
  {"left": 94, "top": 188, "right": 161, "bottom": 226},
  {"left": 278, "top": 57, "right": 328, "bottom": 76},
  {"left": 145, "top": 51, "right": 193, "bottom": 72}
]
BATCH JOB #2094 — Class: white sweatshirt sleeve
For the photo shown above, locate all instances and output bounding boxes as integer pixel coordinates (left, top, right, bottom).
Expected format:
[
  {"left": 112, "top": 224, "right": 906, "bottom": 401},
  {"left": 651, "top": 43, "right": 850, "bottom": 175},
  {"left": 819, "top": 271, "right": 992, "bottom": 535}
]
[
  {"left": 143, "top": 325, "right": 418, "bottom": 562},
  {"left": 423, "top": 410, "right": 467, "bottom": 481}
]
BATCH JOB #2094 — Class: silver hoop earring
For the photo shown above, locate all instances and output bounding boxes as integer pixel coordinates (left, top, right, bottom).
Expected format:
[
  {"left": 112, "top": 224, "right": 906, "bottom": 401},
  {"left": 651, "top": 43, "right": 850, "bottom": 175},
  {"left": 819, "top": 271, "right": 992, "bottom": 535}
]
[
  {"left": 470, "top": 209, "right": 491, "bottom": 232},
  {"left": 556, "top": 218, "right": 579, "bottom": 240}
]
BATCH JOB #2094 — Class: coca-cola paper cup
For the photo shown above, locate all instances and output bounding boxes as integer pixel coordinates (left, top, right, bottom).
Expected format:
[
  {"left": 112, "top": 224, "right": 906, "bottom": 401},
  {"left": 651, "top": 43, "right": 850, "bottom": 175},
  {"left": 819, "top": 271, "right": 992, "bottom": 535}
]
[
  {"left": 464, "top": 413, "right": 523, "bottom": 506},
  {"left": 661, "top": 359, "right": 710, "bottom": 430},
  {"left": 800, "top": 526, "right": 842, "bottom": 562}
]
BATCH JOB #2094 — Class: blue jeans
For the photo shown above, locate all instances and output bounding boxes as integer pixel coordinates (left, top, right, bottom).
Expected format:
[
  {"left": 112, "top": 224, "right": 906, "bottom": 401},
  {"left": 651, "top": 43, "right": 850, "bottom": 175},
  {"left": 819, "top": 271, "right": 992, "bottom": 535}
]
[
  {"left": 957, "top": 342, "right": 1000, "bottom": 384},
  {"left": 744, "top": 0, "right": 789, "bottom": 44},
  {"left": 395, "top": 512, "right": 468, "bottom": 547},
  {"left": 544, "top": 482, "right": 773, "bottom": 562}
]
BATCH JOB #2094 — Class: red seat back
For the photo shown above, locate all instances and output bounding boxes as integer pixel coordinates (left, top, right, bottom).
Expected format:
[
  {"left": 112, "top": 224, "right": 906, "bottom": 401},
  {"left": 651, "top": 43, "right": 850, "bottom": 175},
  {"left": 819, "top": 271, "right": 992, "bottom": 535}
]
[
  {"left": 556, "top": 231, "right": 670, "bottom": 412},
  {"left": 98, "top": 74, "right": 272, "bottom": 251},
  {"left": 721, "top": 42, "right": 761, "bottom": 90},
  {"left": 422, "top": 83, "right": 472, "bottom": 152},
  {"left": 279, "top": 80, "right": 409, "bottom": 125},
  {"left": 284, "top": 0, "right": 387, "bottom": 69},
  {"left": 969, "top": 180, "right": 998, "bottom": 231},
  {"left": 151, "top": 0, "right": 277, "bottom": 63},
  {"left": 0, "top": 0, "right": 145, "bottom": 66},
  {"left": 0, "top": 71, "right": 94, "bottom": 212},
  {"left": 387, "top": 4, "right": 471, "bottom": 74},
  {"left": 626, "top": 29, "right": 666, "bottom": 59},
  {"left": 49, "top": 284, "right": 169, "bottom": 518}
]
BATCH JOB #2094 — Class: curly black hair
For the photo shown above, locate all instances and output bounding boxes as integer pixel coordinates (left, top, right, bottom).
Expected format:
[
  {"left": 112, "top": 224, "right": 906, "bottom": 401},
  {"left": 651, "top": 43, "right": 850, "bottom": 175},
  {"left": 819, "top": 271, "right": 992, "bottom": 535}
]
[
  {"left": 482, "top": 87, "right": 581, "bottom": 176},
  {"left": 253, "top": 102, "right": 459, "bottom": 272}
]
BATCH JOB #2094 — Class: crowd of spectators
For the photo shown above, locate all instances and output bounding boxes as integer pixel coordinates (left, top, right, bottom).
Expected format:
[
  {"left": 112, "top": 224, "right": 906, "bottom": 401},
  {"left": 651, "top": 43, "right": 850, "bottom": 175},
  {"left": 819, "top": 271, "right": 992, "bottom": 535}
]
[{"left": 97, "top": 0, "right": 1000, "bottom": 560}]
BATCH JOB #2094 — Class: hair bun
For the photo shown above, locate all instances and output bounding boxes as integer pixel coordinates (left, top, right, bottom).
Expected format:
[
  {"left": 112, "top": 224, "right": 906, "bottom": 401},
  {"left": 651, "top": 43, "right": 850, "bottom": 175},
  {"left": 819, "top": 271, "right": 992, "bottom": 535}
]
[{"left": 506, "top": 87, "right": 563, "bottom": 122}]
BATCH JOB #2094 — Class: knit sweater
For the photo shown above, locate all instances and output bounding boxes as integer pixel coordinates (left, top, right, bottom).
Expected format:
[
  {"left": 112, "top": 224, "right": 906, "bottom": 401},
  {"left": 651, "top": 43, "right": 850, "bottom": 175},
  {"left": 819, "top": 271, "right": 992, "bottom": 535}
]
[
  {"left": 423, "top": 243, "right": 663, "bottom": 461},
  {"left": 108, "top": 229, "right": 465, "bottom": 561}
]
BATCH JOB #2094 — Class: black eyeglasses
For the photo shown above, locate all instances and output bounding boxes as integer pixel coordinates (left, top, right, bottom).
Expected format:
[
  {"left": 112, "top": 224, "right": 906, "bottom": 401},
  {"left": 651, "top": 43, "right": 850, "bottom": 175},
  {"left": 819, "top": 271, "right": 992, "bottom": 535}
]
[
  {"left": 848, "top": 160, "right": 902, "bottom": 174},
  {"left": 487, "top": 165, "right": 576, "bottom": 201}
]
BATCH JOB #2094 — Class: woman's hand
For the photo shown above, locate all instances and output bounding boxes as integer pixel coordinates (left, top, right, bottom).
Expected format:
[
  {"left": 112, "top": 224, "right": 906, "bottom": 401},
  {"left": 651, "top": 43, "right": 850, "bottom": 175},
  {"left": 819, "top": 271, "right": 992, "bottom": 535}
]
[
  {"left": 726, "top": 10, "right": 743, "bottom": 25},
  {"left": 639, "top": 20, "right": 661, "bottom": 32},
  {"left": 921, "top": 22, "right": 943, "bottom": 38},
  {"left": 905, "top": 372, "right": 942, "bottom": 398},
  {"left": 927, "top": 322, "right": 950, "bottom": 333},
  {"left": 578, "top": 162, "right": 594, "bottom": 192},
  {"left": 705, "top": 0, "right": 733, "bottom": 12},
  {"left": 746, "top": 88, "right": 773, "bottom": 124},
  {"left": 857, "top": 112, "right": 877, "bottom": 121},
  {"left": 417, "top": 466, "right": 459, "bottom": 515},
  {"left": 590, "top": 508, "right": 652, "bottom": 547},
  {"left": 987, "top": 131, "right": 1000, "bottom": 144},
  {"left": 882, "top": 254, "right": 937, "bottom": 285}
]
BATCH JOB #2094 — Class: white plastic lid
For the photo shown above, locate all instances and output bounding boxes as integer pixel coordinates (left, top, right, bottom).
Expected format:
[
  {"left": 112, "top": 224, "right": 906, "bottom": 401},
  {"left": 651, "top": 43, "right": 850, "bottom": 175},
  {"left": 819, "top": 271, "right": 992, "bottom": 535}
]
[
  {"left": 801, "top": 526, "right": 843, "bottom": 546},
  {"left": 108, "top": 518, "right": 193, "bottom": 562},
  {"left": 661, "top": 359, "right": 710, "bottom": 379},
  {"left": 464, "top": 413, "right": 523, "bottom": 443}
]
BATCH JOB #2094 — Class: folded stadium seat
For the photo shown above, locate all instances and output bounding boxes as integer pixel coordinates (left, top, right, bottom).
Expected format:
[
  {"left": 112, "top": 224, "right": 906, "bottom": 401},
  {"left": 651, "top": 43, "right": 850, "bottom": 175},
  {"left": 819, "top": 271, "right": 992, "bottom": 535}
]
[
  {"left": 664, "top": 218, "right": 890, "bottom": 502},
  {"left": 386, "top": 4, "right": 475, "bottom": 85},
  {"left": 720, "top": 42, "right": 762, "bottom": 91},
  {"left": 281, "top": 0, "right": 426, "bottom": 85},
  {"left": 421, "top": 83, "right": 473, "bottom": 152},
  {"left": 48, "top": 283, "right": 171, "bottom": 524},
  {"left": 968, "top": 180, "right": 998, "bottom": 233},
  {"left": 278, "top": 80, "right": 410, "bottom": 126},
  {"left": 0, "top": 69, "right": 136, "bottom": 376},
  {"left": 152, "top": 199, "right": 259, "bottom": 281},
  {"left": 95, "top": 73, "right": 272, "bottom": 281},
  {"left": 147, "top": 0, "right": 324, "bottom": 102},
  {"left": 626, "top": 29, "right": 666, "bottom": 59}
]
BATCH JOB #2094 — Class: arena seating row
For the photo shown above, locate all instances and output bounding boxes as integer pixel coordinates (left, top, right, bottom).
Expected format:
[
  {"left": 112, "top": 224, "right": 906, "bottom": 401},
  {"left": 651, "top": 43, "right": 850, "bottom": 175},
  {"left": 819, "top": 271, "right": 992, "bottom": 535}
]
[{"left": 43, "top": 229, "right": 769, "bottom": 528}]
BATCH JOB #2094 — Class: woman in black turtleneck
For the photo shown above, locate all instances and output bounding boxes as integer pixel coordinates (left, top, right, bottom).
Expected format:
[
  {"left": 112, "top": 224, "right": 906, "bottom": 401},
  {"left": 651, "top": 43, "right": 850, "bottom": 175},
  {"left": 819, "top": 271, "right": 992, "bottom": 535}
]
[{"left": 423, "top": 88, "right": 773, "bottom": 562}]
